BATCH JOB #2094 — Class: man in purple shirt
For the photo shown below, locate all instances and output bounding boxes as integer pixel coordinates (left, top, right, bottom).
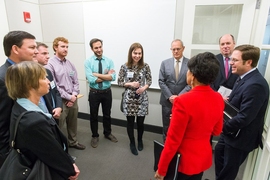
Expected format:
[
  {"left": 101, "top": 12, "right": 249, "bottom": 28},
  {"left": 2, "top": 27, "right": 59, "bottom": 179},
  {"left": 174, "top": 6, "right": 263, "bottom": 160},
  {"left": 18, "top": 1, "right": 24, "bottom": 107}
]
[{"left": 46, "top": 37, "right": 85, "bottom": 150}]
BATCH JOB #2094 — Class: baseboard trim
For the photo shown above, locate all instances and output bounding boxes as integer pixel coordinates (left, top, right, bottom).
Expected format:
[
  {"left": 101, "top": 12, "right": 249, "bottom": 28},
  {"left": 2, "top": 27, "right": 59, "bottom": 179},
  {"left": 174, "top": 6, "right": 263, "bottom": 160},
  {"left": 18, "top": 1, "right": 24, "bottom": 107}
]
[{"left": 78, "top": 112, "right": 163, "bottom": 134}]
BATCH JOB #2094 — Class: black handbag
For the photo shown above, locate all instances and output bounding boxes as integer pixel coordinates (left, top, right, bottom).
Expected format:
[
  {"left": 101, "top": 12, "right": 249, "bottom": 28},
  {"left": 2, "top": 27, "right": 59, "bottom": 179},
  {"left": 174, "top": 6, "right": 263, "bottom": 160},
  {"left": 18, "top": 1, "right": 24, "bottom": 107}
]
[
  {"left": 120, "top": 91, "right": 124, "bottom": 112},
  {"left": 0, "top": 111, "right": 52, "bottom": 180}
]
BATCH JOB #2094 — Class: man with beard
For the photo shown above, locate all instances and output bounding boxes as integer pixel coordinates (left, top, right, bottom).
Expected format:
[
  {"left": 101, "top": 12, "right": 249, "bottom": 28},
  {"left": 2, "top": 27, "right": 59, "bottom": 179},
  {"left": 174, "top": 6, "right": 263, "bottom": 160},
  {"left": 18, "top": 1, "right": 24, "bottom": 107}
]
[
  {"left": 46, "top": 37, "right": 85, "bottom": 150},
  {"left": 84, "top": 38, "right": 118, "bottom": 148}
]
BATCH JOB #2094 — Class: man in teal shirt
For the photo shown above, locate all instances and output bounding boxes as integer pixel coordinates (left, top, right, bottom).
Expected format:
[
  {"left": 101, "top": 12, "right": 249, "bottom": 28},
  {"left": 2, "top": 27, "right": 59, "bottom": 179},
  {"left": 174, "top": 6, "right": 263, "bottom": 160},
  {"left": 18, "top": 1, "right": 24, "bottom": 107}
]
[{"left": 84, "top": 38, "right": 118, "bottom": 148}]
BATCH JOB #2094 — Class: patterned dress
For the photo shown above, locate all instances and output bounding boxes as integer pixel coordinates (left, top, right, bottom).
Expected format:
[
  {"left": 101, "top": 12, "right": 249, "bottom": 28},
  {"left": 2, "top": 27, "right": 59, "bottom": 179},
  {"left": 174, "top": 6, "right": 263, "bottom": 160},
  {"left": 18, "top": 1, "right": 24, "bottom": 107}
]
[{"left": 118, "top": 63, "right": 152, "bottom": 116}]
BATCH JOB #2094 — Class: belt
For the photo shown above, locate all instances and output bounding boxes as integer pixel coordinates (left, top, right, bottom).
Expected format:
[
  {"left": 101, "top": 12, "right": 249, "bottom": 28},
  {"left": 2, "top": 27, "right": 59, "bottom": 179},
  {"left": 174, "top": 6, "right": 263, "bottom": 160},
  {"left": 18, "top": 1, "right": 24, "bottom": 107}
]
[{"left": 90, "top": 87, "right": 111, "bottom": 93}]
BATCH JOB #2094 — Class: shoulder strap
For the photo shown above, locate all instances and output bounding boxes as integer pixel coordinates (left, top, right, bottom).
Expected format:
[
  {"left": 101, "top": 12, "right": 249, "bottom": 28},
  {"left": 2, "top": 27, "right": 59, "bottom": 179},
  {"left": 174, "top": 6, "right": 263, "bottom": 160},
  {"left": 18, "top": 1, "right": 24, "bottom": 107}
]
[{"left": 11, "top": 111, "right": 30, "bottom": 148}]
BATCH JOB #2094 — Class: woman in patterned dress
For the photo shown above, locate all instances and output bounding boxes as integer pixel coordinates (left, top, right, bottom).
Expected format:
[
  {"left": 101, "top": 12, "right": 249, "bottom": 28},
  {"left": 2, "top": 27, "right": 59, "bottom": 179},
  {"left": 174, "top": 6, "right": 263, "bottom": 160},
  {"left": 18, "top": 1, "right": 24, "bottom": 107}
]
[{"left": 118, "top": 43, "right": 152, "bottom": 155}]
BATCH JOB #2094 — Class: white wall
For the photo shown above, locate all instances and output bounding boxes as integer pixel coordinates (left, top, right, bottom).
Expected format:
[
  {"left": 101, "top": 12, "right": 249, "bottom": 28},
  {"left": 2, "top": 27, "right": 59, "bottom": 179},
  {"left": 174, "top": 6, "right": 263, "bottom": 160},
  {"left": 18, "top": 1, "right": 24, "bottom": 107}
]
[
  {"left": 4, "top": 0, "right": 43, "bottom": 41},
  {"left": 39, "top": 0, "right": 164, "bottom": 127},
  {"left": 0, "top": 0, "right": 9, "bottom": 64}
]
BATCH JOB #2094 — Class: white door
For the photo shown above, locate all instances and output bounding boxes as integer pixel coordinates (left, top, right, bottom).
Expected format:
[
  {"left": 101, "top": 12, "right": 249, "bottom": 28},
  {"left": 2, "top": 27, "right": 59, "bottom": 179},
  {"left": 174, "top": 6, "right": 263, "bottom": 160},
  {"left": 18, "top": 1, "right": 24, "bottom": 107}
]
[{"left": 178, "top": 0, "right": 257, "bottom": 58}]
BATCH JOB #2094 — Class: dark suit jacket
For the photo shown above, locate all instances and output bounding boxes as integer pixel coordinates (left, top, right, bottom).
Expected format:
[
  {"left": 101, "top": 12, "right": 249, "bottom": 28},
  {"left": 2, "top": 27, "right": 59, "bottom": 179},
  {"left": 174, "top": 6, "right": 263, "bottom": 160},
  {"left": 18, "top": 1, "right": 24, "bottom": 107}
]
[
  {"left": 159, "top": 57, "right": 189, "bottom": 108},
  {"left": 0, "top": 60, "right": 13, "bottom": 165},
  {"left": 223, "top": 69, "right": 269, "bottom": 152},
  {"left": 43, "top": 69, "right": 62, "bottom": 117},
  {"left": 10, "top": 102, "right": 75, "bottom": 179},
  {"left": 212, "top": 54, "right": 238, "bottom": 91}
]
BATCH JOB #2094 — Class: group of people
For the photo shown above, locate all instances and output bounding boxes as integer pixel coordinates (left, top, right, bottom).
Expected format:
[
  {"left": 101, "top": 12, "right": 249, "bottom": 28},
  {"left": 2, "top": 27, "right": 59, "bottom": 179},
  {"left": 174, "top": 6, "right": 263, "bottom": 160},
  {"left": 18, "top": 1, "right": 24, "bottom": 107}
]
[
  {"left": 0, "top": 30, "right": 269, "bottom": 180},
  {"left": 0, "top": 30, "right": 152, "bottom": 178},
  {"left": 155, "top": 34, "right": 269, "bottom": 180}
]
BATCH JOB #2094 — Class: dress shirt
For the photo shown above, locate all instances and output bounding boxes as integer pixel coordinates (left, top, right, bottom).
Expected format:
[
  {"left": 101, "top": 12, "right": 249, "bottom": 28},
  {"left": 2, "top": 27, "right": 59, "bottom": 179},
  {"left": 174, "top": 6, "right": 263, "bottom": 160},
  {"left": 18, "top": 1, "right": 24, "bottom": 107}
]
[
  {"left": 45, "top": 56, "right": 79, "bottom": 100},
  {"left": 84, "top": 55, "right": 116, "bottom": 90}
]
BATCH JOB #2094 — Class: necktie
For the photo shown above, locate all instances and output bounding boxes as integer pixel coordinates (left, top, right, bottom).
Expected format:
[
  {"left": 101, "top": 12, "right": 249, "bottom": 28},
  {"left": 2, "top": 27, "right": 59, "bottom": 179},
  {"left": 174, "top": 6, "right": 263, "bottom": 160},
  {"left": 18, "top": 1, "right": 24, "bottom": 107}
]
[
  {"left": 225, "top": 57, "right": 230, "bottom": 79},
  {"left": 175, "top": 60, "right": 180, "bottom": 81},
  {"left": 233, "top": 77, "right": 241, "bottom": 89},
  {"left": 98, "top": 59, "right": 103, "bottom": 88}
]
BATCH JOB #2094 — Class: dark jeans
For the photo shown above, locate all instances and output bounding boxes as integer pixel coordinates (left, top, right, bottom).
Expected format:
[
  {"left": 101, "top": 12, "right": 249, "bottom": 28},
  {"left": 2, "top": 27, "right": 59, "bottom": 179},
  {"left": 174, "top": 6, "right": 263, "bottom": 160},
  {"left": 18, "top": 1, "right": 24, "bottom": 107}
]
[
  {"left": 214, "top": 134, "right": 249, "bottom": 180},
  {"left": 177, "top": 171, "right": 203, "bottom": 180},
  {"left": 126, "top": 116, "right": 145, "bottom": 143},
  {"left": 88, "top": 89, "right": 112, "bottom": 137}
]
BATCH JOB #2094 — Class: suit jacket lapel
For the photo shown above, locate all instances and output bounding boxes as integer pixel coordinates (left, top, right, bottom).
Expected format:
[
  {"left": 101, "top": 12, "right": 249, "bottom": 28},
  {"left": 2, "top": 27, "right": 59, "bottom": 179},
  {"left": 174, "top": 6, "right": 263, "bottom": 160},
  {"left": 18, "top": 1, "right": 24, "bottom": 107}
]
[
  {"left": 177, "top": 58, "right": 187, "bottom": 82},
  {"left": 229, "top": 69, "right": 258, "bottom": 100},
  {"left": 218, "top": 55, "right": 226, "bottom": 79},
  {"left": 169, "top": 58, "right": 177, "bottom": 81}
]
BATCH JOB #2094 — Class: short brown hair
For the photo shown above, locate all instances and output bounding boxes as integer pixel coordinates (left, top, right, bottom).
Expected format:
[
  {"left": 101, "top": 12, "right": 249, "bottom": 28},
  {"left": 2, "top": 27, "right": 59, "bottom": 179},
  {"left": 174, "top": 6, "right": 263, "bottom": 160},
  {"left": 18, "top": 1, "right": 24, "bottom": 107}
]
[
  {"left": 5, "top": 61, "right": 47, "bottom": 99},
  {"left": 234, "top": 44, "right": 260, "bottom": 67},
  {"left": 36, "top": 42, "right": 48, "bottom": 49},
  {"left": 89, "top": 38, "right": 103, "bottom": 49},
  {"left": 53, "top": 37, "right": 69, "bottom": 52},
  {"left": 3, "top": 31, "right": 35, "bottom": 57}
]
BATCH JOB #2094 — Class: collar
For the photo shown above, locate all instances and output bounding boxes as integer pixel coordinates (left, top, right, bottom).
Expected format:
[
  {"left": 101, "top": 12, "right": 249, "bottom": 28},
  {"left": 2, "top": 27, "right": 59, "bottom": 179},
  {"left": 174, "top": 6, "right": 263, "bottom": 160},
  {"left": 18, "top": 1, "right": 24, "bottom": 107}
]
[
  {"left": 17, "top": 98, "right": 52, "bottom": 119},
  {"left": 54, "top": 55, "right": 66, "bottom": 62},
  {"left": 7, "top": 58, "right": 15, "bottom": 65},
  {"left": 240, "top": 67, "right": 257, "bottom": 79},
  {"left": 174, "top": 56, "right": 183, "bottom": 62}
]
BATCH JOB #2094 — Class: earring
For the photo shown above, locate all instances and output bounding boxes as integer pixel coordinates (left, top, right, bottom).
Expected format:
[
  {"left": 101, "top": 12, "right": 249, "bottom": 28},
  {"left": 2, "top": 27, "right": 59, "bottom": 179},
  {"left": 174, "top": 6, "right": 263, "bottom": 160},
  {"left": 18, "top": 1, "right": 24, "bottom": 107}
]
[{"left": 191, "top": 80, "right": 194, "bottom": 87}]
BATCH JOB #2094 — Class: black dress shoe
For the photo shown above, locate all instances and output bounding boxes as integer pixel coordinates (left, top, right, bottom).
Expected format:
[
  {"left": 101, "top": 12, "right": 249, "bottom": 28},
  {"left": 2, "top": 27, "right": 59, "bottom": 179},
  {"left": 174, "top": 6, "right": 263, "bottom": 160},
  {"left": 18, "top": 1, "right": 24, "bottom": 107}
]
[{"left": 69, "top": 143, "right": 86, "bottom": 150}]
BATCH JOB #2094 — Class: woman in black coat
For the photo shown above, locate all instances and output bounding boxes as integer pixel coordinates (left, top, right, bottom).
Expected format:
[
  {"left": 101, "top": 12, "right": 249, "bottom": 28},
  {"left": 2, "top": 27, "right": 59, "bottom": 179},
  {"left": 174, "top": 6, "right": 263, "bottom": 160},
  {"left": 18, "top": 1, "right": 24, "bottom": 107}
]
[{"left": 6, "top": 61, "right": 79, "bottom": 179}]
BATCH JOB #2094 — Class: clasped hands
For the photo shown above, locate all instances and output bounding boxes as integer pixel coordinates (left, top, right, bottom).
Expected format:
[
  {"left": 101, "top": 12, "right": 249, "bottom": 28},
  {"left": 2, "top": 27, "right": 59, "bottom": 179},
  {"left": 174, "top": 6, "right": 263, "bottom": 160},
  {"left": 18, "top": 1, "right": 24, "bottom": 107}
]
[
  {"left": 66, "top": 95, "right": 77, "bottom": 107},
  {"left": 131, "top": 82, "right": 145, "bottom": 95},
  {"left": 169, "top": 95, "right": 178, "bottom": 103}
]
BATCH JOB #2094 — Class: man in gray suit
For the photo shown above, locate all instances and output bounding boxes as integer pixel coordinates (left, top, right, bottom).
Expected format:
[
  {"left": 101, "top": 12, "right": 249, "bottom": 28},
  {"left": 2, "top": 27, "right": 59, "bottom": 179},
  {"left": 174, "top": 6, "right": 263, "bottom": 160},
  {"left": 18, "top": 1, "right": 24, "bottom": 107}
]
[{"left": 159, "top": 39, "right": 189, "bottom": 141}]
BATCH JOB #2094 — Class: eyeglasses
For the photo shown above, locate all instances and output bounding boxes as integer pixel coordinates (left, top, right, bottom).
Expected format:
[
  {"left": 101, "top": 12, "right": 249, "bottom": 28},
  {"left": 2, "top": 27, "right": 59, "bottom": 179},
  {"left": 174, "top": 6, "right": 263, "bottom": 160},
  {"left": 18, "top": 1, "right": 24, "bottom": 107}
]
[
  {"left": 171, "top": 48, "right": 182, "bottom": 52},
  {"left": 231, "top": 59, "right": 241, "bottom": 63}
]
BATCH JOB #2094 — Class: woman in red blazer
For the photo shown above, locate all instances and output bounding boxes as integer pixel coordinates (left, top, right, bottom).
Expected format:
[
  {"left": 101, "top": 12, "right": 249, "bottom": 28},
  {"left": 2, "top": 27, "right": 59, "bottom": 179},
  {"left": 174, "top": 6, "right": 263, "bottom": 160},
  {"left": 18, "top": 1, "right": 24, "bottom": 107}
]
[{"left": 155, "top": 52, "right": 224, "bottom": 180}]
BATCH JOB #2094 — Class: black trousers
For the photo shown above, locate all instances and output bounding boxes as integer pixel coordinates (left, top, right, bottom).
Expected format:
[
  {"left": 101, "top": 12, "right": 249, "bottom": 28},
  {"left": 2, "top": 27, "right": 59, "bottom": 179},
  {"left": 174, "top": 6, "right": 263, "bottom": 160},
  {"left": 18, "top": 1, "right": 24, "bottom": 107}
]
[
  {"left": 126, "top": 116, "right": 145, "bottom": 143},
  {"left": 214, "top": 134, "right": 249, "bottom": 180},
  {"left": 161, "top": 105, "right": 172, "bottom": 142},
  {"left": 88, "top": 89, "right": 112, "bottom": 137},
  {"left": 177, "top": 171, "right": 203, "bottom": 180}
]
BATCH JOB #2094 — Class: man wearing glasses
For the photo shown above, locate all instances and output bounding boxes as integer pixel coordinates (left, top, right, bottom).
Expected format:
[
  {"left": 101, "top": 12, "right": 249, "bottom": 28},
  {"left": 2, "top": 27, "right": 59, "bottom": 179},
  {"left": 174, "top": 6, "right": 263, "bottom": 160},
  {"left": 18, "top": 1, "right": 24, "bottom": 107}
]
[
  {"left": 158, "top": 39, "right": 189, "bottom": 141},
  {"left": 215, "top": 45, "right": 269, "bottom": 180}
]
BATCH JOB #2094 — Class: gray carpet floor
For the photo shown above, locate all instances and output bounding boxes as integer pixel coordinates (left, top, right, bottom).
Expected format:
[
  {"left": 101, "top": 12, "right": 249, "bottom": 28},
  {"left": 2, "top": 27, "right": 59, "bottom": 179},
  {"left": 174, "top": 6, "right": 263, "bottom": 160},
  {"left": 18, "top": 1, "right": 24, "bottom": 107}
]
[{"left": 65, "top": 119, "right": 244, "bottom": 180}]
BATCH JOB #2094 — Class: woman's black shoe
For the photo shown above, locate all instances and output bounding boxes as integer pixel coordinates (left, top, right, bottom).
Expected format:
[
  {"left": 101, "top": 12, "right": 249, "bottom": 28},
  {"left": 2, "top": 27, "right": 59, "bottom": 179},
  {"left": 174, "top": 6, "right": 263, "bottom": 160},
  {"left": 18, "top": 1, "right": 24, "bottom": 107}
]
[
  {"left": 138, "top": 141, "right": 143, "bottom": 151},
  {"left": 130, "top": 143, "right": 138, "bottom": 155}
]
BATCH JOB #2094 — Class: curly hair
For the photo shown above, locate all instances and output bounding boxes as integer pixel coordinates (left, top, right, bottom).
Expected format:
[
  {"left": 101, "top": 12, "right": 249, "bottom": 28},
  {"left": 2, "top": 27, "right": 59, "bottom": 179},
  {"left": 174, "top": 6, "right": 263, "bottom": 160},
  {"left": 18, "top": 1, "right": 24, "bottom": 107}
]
[
  {"left": 52, "top": 37, "right": 69, "bottom": 52},
  {"left": 188, "top": 52, "right": 220, "bottom": 85}
]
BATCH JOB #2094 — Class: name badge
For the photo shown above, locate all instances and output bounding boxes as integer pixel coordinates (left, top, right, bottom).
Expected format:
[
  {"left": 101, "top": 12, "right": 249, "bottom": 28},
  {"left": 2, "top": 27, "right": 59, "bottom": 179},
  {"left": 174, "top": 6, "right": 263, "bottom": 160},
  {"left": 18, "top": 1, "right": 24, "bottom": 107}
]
[
  {"left": 127, "top": 72, "right": 134, "bottom": 78},
  {"left": 69, "top": 71, "right": 75, "bottom": 76},
  {"left": 50, "top": 81, "right": 56, "bottom": 89}
]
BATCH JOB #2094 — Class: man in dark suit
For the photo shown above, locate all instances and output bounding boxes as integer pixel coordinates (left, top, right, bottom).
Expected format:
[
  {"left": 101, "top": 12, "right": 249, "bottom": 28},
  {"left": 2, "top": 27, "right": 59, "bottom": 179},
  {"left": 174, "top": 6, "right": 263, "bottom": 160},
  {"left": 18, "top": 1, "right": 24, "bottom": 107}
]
[
  {"left": 215, "top": 45, "right": 269, "bottom": 180},
  {"left": 158, "top": 39, "right": 189, "bottom": 141},
  {"left": 0, "top": 31, "right": 37, "bottom": 167},
  {"left": 34, "top": 42, "right": 62, "bottom": 124},
  {"left": 212, "top": 34, "right": 239, "bottom": 93}
]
